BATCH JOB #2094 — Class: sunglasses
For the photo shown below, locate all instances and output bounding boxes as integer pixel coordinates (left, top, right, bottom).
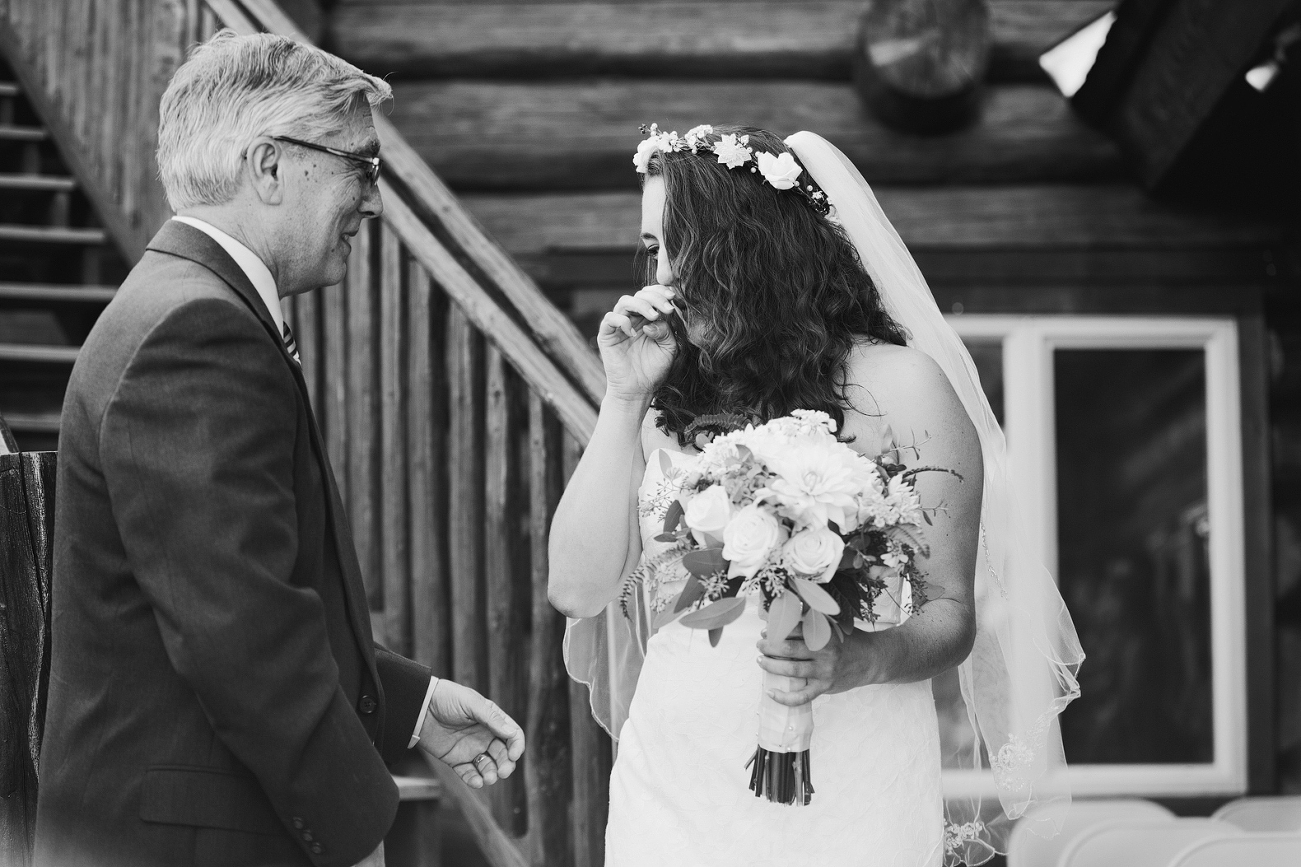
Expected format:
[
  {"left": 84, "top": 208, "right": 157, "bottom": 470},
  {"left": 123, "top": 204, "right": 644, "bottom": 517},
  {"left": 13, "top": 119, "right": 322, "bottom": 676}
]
[{"left": 273, "top": 135, "right": 382, "bottom": 185}]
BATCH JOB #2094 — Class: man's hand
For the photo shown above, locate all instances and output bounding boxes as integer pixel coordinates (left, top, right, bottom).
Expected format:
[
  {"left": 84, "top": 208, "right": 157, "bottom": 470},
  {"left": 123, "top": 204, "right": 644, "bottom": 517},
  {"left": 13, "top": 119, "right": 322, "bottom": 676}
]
[{"left": 415, "top": 680, "right": 525, "bottom": 789}]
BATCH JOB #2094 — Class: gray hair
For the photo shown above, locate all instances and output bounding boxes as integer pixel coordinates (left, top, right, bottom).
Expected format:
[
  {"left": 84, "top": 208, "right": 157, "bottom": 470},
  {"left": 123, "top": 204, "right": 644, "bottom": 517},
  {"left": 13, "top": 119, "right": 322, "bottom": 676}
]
[{"left": 157, "top": 30, "right": 392, "bottom": 211}]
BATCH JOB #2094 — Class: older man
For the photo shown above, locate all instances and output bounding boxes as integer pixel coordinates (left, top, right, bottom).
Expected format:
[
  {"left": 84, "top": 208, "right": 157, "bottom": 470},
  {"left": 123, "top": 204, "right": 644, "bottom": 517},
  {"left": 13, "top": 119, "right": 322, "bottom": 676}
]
[{"left": 34, "top": 31, "right": 522, "bottom": 867}]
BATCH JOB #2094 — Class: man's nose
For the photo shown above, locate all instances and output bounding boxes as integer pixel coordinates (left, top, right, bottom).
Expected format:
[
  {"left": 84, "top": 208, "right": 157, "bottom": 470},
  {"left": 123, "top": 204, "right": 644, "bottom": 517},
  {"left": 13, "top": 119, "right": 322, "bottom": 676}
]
[{"left": 361, "top": 180, "right": 384, "bottom": 219}]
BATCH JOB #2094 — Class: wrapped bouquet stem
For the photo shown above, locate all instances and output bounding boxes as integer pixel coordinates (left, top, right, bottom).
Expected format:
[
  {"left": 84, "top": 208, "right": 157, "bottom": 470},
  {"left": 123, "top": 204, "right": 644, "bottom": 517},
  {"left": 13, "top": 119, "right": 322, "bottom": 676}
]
[{"left": 623, "top": 410, "right": 945, "bottom": 806}]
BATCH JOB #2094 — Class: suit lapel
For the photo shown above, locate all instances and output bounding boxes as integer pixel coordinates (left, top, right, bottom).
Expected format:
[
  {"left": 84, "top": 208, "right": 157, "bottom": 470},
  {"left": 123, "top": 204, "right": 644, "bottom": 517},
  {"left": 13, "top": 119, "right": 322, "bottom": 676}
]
[{"left": 145, "top": 221, "right": 383, "bottom": 706}]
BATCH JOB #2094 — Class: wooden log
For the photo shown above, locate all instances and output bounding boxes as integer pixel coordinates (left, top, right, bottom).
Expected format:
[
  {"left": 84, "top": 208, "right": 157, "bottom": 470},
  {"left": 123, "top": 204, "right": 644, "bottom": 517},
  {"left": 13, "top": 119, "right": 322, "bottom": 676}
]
[
  {"left": 408, "top": 261, "right": 451, "bottom": 676},
  {"left": 446, "top": 305, "right": 487, "bottom": 691},
  {"left": 523, "top": 393, "right": 573, "bottom": 867},
  {"left": 386, "top": 80, "right": 1121, "bottom": 191},
  {"left": 483, "top": 347, "right": 526, "bottom": 833},
  {"left": 0, "top": 451, "right": 56, "bottom": 866},
  {"left": 852, "top": 0, "right": 991, "bottom": 134},
  {"left": 378, "top": 185, "right": 598, "bottom": 443},
  {"left": 346, "top": 220, "right": 383, "bottom": 612},
  {"left": 458, "top": 185, "right": 1297, "bottom": 257},
  {"left": 332, "top": 1, "right": 1114, "bottom": 83},
  {"left": 380, "top": 225, "right": 410, "bottom": 656},
  {"left": 561, "top": 432, "right": 611, "bottom": 867}
]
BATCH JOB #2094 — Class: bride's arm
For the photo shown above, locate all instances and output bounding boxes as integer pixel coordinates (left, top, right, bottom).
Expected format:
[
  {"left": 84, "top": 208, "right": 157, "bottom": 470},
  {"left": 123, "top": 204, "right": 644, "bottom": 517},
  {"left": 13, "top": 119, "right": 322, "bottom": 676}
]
[
  {"left": 547, "top": 398, "right": 649, "bottom": 619},
  {"left": 548, "top": 284, "right": 679, "bottom": 619},
  {"left": 758, "top": 344, "right": 984, "bottom": 702}
]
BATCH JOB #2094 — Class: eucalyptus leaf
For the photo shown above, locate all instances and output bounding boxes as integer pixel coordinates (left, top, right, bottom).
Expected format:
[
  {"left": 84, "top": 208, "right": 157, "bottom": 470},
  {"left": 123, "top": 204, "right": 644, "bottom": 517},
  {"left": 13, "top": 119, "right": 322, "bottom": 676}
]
[
  {"left": 662, "top": 499, "right": 685, "bottom": 535},
  {"left": 682, "top": 547, "right": 727, "bottom": 577},
  {"left": 673, "top": 576, "right": 706, "bottom": 613},
  {"left": 708, "top": 627, "right": 723, "bottom": 647},
  {"left": 803, "top": 607, "right": 831, "bottom": 651},
  {"left": 768, "top": 589, "right": 803, "bottom": 643},
  {"left": 792, "top": 577, "right": 841, "bottom": 616},
  {"left": 680, "top": 596, "right": 747, "bottom": 630},
  {"left": 659, "top": 449, "right": 675, "bottom": 477},
  {"left": 654, "top": 532, "right": 679, "bottom": 543}
]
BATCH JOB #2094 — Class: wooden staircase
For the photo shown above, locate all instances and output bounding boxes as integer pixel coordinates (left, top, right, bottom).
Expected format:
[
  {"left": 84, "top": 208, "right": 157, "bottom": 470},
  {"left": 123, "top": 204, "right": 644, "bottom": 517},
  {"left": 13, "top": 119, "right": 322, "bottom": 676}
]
[{"left": 0, "top": 61, "right": 127, "bottom": 452}]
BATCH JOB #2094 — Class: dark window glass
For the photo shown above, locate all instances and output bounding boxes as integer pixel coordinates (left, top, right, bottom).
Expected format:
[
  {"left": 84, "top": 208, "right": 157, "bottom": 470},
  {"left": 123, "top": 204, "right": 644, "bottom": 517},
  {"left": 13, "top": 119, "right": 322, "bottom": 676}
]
[{"left": 1055, "top": 349, "right": 1212, "bottom": 764}]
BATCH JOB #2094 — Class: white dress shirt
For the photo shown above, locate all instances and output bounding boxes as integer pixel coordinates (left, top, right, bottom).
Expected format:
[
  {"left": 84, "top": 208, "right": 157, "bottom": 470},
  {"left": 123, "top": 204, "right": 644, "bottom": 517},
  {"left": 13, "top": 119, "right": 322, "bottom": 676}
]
[{"left": 169, "top": 216, "right": 437, "bottom": 749}]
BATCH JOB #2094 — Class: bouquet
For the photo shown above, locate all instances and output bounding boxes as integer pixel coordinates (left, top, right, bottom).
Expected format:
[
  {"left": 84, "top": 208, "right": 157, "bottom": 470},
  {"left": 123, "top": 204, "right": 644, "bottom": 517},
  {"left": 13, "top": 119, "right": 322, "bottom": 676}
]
[{"left": 622, "top": 410, "right": 951, "bottom": 805}]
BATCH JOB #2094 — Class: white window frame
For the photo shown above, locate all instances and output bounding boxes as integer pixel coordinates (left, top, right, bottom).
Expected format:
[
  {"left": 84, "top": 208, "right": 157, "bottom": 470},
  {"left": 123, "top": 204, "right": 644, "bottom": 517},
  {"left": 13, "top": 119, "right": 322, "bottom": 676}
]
[{"left": 941, "top": 315, "right": 1248, "bottom": 799}]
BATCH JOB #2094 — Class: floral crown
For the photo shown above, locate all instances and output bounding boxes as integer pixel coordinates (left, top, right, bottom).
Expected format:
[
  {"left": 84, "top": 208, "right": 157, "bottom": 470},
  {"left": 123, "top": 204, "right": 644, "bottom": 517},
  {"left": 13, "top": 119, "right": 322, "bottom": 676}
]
[{"left": 633, "top": 124, "right": 832, "bottom": 218}]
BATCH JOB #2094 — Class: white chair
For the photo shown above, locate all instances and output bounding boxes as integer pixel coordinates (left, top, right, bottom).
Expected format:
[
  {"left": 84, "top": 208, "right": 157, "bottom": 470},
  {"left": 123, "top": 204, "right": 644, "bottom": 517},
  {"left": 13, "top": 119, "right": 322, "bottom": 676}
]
[
  {"left": 1057, "top": 818, "right": 1240, "bottom": 867},
  {"left": 1007, "top": 798, "right": 1176, "bottom": 867},
  {"left": 1210, "top": 795, "right": 1301, "bottom": 832},
  {"left": 1170, "top": 833, "right": 1301, "bottom": 867}
]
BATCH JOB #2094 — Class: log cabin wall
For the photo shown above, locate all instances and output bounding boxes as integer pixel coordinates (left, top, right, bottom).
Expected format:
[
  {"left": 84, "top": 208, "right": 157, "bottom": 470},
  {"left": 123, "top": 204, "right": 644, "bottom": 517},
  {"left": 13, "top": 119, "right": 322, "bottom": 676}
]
[{"left": 323, "top": 0, "right": 1301, "bottom": 811}]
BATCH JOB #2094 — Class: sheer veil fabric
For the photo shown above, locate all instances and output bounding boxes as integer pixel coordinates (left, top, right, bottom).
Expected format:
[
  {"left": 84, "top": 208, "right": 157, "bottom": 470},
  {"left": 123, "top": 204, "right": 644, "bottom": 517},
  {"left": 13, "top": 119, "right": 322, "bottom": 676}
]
[{"left": 563, "top": 131, "right": 1084, "bottom": 865}]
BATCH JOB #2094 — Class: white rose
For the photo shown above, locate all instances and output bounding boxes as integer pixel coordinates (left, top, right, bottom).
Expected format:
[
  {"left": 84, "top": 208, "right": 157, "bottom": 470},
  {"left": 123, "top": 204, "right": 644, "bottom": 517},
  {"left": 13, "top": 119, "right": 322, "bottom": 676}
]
[
  {"left": 633, "top": 137, "right": 659, "bottom": 173},
  {"left": 783, "top": 526, "right": 845, "bottom": 583},
  {"left": 683, "top": 484, "right": 733, "bottom": 545},
  {"left": 756, "top": 151, "right": 802, "bottom": 190},
  {"left": 722, "top": 504, "right": 785, "bottom": 579}
]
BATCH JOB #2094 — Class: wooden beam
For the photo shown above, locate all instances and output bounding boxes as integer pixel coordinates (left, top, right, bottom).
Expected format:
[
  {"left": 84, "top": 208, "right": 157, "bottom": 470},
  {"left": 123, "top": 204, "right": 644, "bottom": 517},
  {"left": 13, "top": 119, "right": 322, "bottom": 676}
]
[
  {"left": 388, "top": 81, "right": 1122, "bottom": 190},
  {"left": 459, "top": 186, "right": 1296, "bottom": 257},
  {"left": 333, "top": 1, "right": 1114, "bottom": 82}
]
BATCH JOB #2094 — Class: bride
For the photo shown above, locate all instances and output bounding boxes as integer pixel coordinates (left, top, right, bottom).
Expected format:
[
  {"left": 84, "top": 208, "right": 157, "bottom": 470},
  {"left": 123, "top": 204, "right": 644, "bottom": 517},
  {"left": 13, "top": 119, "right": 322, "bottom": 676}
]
[{"left": 548, "top": 125, "right": 1082, "bottom": 866}]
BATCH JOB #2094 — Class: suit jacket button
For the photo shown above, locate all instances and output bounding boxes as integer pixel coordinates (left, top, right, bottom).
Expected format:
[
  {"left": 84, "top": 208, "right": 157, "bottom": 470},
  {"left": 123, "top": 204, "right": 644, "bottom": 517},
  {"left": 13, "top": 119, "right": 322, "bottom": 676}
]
[
  {"left": 358, "top": 694, "right": 377, "bottom": 714},
  {"left": 292, "top": 817, "right": 305, "bottom": 830},
  {"left": 311, "top": 843, "right": 323, "bottom": 855},
  {"left": 301, "top": 831, "right": 313, "bottom": 842}
]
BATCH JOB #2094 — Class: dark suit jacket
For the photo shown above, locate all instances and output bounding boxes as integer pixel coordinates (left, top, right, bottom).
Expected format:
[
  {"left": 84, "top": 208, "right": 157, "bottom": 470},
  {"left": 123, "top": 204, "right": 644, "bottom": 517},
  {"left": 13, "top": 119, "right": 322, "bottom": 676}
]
[{"left": 34, "top": 221, "right": 430, "bottom": 867}]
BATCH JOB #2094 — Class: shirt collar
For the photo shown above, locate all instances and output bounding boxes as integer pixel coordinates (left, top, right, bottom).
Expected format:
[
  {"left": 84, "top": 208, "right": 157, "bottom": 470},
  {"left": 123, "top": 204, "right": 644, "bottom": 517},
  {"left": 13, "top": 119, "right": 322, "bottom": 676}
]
[{"left": 171, "top": 216, "right": 284, "bottom": 335}]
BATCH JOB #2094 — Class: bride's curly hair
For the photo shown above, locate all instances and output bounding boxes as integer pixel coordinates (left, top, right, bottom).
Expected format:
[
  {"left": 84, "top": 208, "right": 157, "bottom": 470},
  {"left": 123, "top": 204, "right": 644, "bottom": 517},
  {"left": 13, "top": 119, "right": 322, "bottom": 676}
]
[{"left": 641, "top": 125, "right": 908, "bottom": 447}]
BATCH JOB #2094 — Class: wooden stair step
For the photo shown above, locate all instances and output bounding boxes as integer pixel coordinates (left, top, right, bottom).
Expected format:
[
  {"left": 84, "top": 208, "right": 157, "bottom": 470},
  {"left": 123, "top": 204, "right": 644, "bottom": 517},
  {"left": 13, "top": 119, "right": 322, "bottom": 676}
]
[
  {"left": 0, "top": 410, "right": 60, "bottom": 434},
  {"left": 387, "top": 81, "right": 1121, "bottom": 190},
  {"left": 460, "top": 186, "right": 1297, "bottom": 257},
  {"left": 0, "top": 224, "right": 107, "bottom": 245},
  {"left": 0, "top": 173, "right": 77, "bottom": 192},
  {"left": 0, "top": 124, "right": 47, "bottom": 142},
  {"left": 334, "top": 1, "right": 1112, "bottom": 81},
  {"left": 0, "top": 343, "right": 80, "bottom": 364},
  {"left": 0, "top": 282, "right": 116, "bottom": 305}
]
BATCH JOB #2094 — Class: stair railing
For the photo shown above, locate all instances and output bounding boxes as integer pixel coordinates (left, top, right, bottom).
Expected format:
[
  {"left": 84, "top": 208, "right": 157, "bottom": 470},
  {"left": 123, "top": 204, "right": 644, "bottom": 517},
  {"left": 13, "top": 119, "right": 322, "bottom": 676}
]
[{"left": 0, "top": 1, "right": 612, "bottom": 865}]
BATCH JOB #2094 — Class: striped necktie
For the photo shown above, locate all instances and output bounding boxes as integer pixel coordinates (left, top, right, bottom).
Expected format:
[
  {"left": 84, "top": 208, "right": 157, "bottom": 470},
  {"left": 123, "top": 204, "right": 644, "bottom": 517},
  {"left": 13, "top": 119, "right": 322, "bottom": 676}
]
[{"left": 281, "top": 321, "right": 301, "bottom": 364}]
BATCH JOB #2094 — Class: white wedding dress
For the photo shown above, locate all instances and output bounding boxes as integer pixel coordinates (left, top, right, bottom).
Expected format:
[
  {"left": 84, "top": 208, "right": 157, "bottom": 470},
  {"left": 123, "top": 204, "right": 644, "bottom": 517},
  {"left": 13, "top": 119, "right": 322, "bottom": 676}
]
[{"left": 604, "top": 448, "right": 945, "bottom": 867}]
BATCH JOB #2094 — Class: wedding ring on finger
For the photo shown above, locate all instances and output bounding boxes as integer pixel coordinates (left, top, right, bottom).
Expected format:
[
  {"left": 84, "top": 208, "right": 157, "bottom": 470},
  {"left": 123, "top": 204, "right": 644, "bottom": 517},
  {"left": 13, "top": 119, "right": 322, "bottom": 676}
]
[{"left": 472, "top": 752, "right": 493, "bottom": 774}]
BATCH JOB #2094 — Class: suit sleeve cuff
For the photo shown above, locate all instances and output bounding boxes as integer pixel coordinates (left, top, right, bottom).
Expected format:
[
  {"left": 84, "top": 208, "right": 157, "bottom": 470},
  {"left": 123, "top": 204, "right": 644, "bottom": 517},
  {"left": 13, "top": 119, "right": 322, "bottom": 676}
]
[{"left": 409, "top": 676, "right": 441, "bottom": 749}]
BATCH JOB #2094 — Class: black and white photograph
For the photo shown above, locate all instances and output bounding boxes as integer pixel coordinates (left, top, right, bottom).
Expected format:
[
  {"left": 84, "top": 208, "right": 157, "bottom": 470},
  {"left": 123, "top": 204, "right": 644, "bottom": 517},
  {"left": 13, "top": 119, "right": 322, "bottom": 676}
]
[{"left": 0, "top": 1, "right": 1298, "bottom": 866}]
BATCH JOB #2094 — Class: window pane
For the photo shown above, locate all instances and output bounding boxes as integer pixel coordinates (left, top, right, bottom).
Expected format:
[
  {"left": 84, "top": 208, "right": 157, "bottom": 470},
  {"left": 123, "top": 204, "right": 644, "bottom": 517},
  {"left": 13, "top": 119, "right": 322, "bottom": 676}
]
[
  {"left": 1055, "top": 348, "right": 1212, "bottom": 765},
  {"left": 962, "top": 339, "right": 1004, "bottom": 427}
]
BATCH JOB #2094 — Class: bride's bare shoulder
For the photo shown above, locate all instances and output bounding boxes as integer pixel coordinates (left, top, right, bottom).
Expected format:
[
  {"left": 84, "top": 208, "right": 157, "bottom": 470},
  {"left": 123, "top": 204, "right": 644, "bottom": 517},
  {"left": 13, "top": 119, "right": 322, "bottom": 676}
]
[{"left": 841, "top": 341, "right": 977, "bottom": 458}]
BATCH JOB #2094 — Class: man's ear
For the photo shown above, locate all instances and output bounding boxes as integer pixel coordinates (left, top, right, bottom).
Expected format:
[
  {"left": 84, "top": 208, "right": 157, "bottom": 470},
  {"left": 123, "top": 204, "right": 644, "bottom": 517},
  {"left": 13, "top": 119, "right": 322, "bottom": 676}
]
[{"left": 247, "top": 138, "right": 284, "bottom": 205}]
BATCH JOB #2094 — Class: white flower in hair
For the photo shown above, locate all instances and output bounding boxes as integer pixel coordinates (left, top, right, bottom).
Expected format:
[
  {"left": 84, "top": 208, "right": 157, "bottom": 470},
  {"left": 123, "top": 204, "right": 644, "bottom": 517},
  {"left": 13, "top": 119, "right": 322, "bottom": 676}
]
[
  {"left": 712, "top": 133, "right": 753, "bottom": 169},
  {"left": 684, "top": 124, "right": 715, "bottom": 150},
  {"left": 756, "top": 151, "right": 802, "bottom": 190}
]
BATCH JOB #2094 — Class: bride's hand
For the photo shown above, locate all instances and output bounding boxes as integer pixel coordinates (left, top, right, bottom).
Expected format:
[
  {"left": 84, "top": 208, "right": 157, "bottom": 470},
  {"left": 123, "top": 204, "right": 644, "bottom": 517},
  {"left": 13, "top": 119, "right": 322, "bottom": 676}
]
[
  {"left": 598, "top": 285, "right": 680, "bottom": 406},
  {"left": 755, "top": 624, "right": 864, "bottom": 707}
]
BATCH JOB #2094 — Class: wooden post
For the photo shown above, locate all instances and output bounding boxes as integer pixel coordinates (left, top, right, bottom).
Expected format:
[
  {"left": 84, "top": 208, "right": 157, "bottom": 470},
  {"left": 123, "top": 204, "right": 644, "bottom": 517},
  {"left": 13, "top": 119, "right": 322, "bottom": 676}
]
[
  {"left": 0, "top": 449, "right": 57, "bottom": 866},
  {"left": 408, "top": 263, "right": 450, "bottom": 677},
  {"left": 346, "top": 220, "right": 383, "bottom": 613},
  {"left": 446, "top": 306, "right": 486, "bottom": 692},
  {"left": 380, "top": 225, "right": 411, "bottom": 656},
  {"left": 484, "top": 348, "right": 526, "bottom": 834},
  {"left": 524, "top": 394, "right": 573, "bottom": 867},
  {"left": 562, "top": 433, "right": 611, "bottom": 867}
]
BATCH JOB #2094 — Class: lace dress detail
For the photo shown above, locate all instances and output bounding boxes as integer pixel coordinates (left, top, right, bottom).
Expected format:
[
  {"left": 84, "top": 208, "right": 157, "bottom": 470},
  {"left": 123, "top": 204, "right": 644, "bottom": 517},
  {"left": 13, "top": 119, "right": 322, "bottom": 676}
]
[{"left": 605, "top": 449, "right": 945, "bottom": 866}]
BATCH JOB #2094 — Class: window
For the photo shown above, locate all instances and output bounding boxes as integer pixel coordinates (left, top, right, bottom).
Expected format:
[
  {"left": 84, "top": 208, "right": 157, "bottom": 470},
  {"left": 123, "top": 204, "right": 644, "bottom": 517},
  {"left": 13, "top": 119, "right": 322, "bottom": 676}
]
[{"left": 942, "top": 315, "right": 1248, "bottom": 798}]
